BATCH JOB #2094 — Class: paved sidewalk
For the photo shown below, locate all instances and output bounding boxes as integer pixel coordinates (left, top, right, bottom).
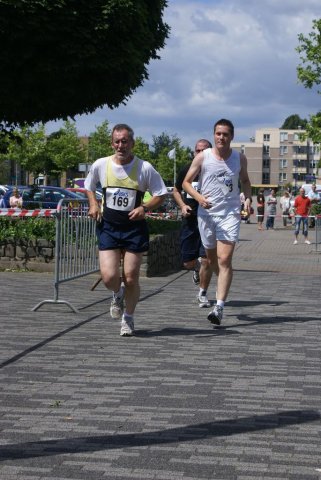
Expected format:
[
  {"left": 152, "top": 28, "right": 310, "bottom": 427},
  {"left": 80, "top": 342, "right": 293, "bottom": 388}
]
[{"left": 0, "top": 221, "right": 320, "bottom": 480}]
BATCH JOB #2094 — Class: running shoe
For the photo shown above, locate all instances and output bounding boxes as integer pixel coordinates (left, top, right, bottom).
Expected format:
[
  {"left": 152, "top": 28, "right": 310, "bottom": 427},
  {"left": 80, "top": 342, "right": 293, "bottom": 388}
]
[
  {"left": 293, "top": 240, "right": 298, "bottom": 245},
  {"left": 198, "top": 292, "right": 211, "bottom": 308},
  {"left": 120, "top": 315, "right": 135, "bottom": 336},
  {"left": 192, "top": 270, "right": 200, "bottom": 285},
  {"left": 110, "top": 288, "right": 124, "bottom": 319},
  {"left": 207, "top": 305, "right": 223, "bottom": 326},
  {"left": 304, "top": 240, "right": 311, "bottom": 245}
]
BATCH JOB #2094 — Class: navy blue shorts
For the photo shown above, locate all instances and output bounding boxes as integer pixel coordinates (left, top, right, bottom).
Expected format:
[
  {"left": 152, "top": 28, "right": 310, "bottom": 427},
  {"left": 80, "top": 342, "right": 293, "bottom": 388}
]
[
  {"left": 97, "top": 219, "right": 149, "bottom": 253},
  {"left": 180, "top": 217, "right": 206, "bottom": 262}
]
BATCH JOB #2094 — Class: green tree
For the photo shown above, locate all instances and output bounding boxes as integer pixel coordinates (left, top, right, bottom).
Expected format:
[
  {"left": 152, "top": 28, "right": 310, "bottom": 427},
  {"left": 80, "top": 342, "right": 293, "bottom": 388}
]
[
  {"left": 88, "top": 121, "right": 113, "bottom": 162},
  {"left": 151, "top": 132, "right": 192, "bottom": 184},
  {"left": 296, "top": 19, "right": 321, "bottom": 143},
  {"left": 304, "top": 112, "right": 321, "bottom": 146},
  {"left": 46, "top": 121, "right": 87, "bottom": 178},
  {"left": 0, "top": 124, "right": 50, "bottom": 181},
  {"left": 297, "top": 19, "right": 321, "bottom": 92},
  {"left": 281, "top": 114, "right": 307, "bottom": 129},
  {"left": 133, "top": 137, "right": 153, "bottom": 164},
  {"left": 19, "top": 125, "right": 53, "bottom": 178},
  {"left": 0, "top": 0, "right": 169, "bottom": 127}
]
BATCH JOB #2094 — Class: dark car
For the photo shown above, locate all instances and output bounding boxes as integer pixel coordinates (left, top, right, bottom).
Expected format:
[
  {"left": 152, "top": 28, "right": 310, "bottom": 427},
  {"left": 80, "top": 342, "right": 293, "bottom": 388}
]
[
  {"left": 66, "top": 187, "right": 103, "bottom": 202},
  {"left": 2, "top": 185, "right": 81, "bottom": 209}
]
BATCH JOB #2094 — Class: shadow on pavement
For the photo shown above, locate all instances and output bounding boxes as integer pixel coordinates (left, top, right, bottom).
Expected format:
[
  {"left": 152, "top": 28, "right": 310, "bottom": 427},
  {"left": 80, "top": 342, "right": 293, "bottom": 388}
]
[
  {"left": 136, "top": 326, "right": 239, "bottom": 337},
  {"left": 234, "top": 314, "right": 320, "bottom": 327},
  {"left": 227, "top": 300, "right": 287, "bottom": 307},
  {"left": 0, "top": 312, "right": 107, "bottom": 369},
  {"left": 0, "top": 409, "right": 319, "bottom": 462}
]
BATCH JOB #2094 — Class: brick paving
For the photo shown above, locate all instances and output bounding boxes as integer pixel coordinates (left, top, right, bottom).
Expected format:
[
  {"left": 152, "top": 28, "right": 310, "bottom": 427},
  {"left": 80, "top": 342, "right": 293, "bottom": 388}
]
[{"left": 0, "top": 220, "right": 320, "bottom": 480}]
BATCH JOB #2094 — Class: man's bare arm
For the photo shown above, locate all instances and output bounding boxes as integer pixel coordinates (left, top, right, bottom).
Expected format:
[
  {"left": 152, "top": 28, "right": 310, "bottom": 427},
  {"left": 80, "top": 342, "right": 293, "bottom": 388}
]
[
  {"left": 182, "top": 153, "right": 212, "bottom": 209},
  {"left": 128, "top": 194, "right": 166, "bottom": 220},
  {"left": 86, "top": 190, "right": 101, "bottom": 221},
  {"left": 173, "top": 186, "right": 193, "bottom": 217}
]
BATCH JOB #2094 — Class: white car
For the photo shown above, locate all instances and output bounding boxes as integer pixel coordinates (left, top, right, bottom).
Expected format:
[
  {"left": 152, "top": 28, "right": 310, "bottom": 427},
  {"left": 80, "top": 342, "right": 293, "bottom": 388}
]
[{"left": 0, "top": 185, "right": 10, "bottom": 196}]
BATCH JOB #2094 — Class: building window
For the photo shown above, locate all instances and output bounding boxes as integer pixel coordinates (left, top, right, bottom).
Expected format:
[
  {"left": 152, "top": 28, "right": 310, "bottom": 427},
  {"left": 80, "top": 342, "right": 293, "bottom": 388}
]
[
  {"left": 263, "top": 145, "right": 270, "bottom": 154},
  {"left": 279, "top": 159, "right": 287, "bottom": 169},
  {"left": 241, "top": 144, "right": 245, "bottom": 154},
  {"left": 279, "top": 172, "right": 287, "bottom": 182},
  {"left": 263, "top": 158, "right": 270, "bottom": 168},
  {"left": 280, "top": 132, "right": 288, "bottom": 142},
  {"left": 263, "top": 172, "right": 270, "bottom": 183},
  {"left": 280, "top": 145, "right": 288, "bottom": 155},
  {"left": 263, "top": 134, "right": 270, "bottom": 142}
]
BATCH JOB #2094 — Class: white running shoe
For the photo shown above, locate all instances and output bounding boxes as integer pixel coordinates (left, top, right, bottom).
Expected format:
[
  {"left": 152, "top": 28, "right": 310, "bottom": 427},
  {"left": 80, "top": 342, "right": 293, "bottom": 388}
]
[
  {"left": 198, "top": 292, "right": 211, "bottom": 308},
  {"left": 120, "top": 315, "right": 135, "bottom": 336},
  {"left": 305, "top": 240, "right": 311, "bottom": 245},
  {"left": 192, "top": 270, "right": 200, "bottom": 285},
  {"left": 110, "top": 288, "right": 124, "bottom": 319},
  {"left": 207, "top": 305, "right": 223, "bottom": 326},
  {"left": 293, "top": 240, "right": 298, "bottom": 245}
]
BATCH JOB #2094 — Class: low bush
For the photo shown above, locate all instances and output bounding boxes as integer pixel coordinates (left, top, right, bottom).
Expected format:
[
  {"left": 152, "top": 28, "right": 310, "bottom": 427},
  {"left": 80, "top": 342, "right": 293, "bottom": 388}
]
[
  {"left": 311, "top": 204, "right": 321, "bottom": 217},
  {"left": 0, "top": 217, "right": 55, "bottom": 241},
  {"left": 146, "top": 216, "right": 181, "bottom": 235},
  {"left": 0, "top": 216, "right": 181, "bottom": 242}
]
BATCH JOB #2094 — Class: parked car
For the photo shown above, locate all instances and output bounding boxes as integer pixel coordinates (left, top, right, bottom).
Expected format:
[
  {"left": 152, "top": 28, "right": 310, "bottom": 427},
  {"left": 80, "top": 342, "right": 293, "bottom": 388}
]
[
  {"left": 66, "top": 187, "right": 103, "bottom": 202},
  {"left": 0, "top": 185, "right": 10, "bottom": 196},
  {"left": 2, "top": 185, "right": 81, "bottom": 209}
]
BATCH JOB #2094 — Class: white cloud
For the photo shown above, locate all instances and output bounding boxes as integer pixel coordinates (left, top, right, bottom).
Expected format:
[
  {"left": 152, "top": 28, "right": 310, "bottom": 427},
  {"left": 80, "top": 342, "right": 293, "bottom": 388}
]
[{"left": 46, "top": 0, "right": 321, "bottom": 148}]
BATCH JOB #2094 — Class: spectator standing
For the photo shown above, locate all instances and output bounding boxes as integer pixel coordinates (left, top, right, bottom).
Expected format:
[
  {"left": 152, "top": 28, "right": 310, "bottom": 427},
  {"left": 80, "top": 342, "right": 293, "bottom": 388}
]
[
  {"left": 85, "top": 123, "right": 167, "bottom": 336},
  {"left": 293, "top": 187, "right": 311, "bottom": 245},
  {"left": 9, "top": 188, "right": 23, "bottom": 208},
  {"left": 280, "top": 190, "right": 291, "bottom": 227},
  {"left": 173, "top": 138, "right": 216, "bottom": 308},
  {"left": 256, "top": 188, "right": 265, "bottom": 230},
  {"left": 265, "top": 189, "right": 277, "bottom": 230},
  {"left": 307, "top": 183, "right": 319, "bottom": 228}
]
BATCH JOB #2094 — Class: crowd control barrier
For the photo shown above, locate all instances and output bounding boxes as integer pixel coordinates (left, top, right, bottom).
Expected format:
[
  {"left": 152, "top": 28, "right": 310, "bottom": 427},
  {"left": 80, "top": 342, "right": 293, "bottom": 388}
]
[
  {"left": 315, "top": 215, "right": 321, "bottom": 253},
  {"left": 32, "top": 198, "right": 99, "bottom": 313}
]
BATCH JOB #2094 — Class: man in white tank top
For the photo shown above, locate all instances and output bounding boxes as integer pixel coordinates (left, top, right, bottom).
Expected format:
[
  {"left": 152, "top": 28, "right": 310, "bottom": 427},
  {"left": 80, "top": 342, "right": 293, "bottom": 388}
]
[{"left": 183, "top": 119, "right": 251, "bottom": 326}]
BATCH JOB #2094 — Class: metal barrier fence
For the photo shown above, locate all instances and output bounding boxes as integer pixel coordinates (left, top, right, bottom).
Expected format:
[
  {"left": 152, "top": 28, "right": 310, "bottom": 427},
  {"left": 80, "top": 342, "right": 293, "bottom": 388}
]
[
  {"left": 32, "top": 198, "right": 99, "bottom": 313},
  {"left": 315, "top": 215, "right": 321, "bottom": 253}
]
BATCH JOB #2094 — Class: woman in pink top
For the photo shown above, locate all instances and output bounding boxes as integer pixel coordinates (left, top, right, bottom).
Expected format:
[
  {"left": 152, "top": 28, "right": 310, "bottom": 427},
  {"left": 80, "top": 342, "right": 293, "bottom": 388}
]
[{"left": 9, "top": 188, "right": 23, "bottom": 208}]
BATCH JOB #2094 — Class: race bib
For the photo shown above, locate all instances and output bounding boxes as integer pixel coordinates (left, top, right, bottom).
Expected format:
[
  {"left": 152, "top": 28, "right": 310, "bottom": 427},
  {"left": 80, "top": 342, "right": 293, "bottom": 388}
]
[{"left": 106, "top": 188, "right": 137, "bottom": 211}]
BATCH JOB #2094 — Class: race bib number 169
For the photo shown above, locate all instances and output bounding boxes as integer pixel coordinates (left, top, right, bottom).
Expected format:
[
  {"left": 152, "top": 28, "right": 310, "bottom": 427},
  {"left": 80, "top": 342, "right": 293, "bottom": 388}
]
[{"left": 106, "top": 188, "right": 137, "bottom": 211}]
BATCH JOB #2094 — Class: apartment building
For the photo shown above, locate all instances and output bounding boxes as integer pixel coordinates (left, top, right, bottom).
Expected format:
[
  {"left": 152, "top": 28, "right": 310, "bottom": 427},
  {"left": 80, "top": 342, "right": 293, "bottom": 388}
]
[{"left": 232, "top": 128, "right": 320, "bottom": 191}]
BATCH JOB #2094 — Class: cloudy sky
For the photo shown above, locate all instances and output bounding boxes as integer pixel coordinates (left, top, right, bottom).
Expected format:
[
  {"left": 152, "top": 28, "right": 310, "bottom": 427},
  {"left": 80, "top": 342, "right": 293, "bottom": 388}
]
[{"left": 46, "top": 0, "right": 320, "bottom": 148}]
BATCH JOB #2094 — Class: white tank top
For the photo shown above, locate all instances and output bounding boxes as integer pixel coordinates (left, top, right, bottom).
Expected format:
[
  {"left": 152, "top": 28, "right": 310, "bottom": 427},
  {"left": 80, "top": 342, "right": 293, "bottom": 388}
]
[{"left": 198, "top": 148, "right": 241, "bottom": 217}]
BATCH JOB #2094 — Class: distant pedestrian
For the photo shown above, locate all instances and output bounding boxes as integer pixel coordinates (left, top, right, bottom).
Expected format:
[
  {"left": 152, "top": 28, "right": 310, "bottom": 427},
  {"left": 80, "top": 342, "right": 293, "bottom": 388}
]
[
  {"left": 265, "top": 189, "right": 277, "bottom": 230},
  {"left": 280, "top": 190, "right": 291, "bottom": 227},
  {"left": 256, "top": 188, "right": 265, "bottom": 230},
  {"left": 9, "top": 188, "right": 22, "bottom": 208},
  {"left": 307, "top": 183, "right": 319, "bottom": 228},
  {"left": 293, "top": 187, "right": 311, "bottom": 245}
]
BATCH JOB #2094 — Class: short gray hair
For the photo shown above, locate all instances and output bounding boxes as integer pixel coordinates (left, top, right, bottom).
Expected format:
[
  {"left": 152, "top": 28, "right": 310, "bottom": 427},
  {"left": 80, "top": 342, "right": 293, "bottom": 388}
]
[{"left": 112, "top": 124, "right": 134, "bottom": 140}]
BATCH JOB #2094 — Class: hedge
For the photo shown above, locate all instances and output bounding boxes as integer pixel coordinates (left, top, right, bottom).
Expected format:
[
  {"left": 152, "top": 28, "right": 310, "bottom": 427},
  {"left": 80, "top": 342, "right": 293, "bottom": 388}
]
[{"left": 0, "top": 216, "right": 181, "bottom": 242}]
